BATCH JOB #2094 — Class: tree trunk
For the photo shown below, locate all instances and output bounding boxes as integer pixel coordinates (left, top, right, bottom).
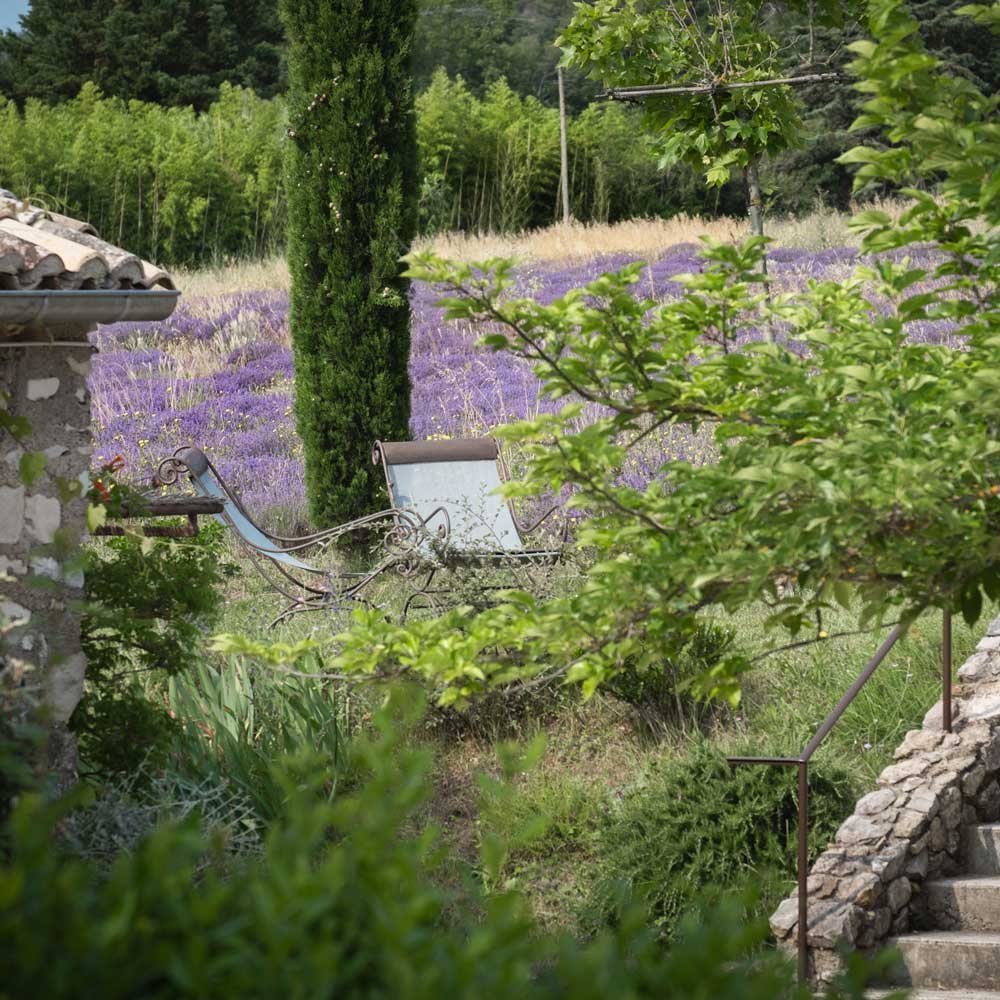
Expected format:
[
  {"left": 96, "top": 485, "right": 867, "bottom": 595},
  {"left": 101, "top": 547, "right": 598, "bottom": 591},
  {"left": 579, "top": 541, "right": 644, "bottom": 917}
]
[
  {"left": 745, "top": 157, "right": 773, "bottom": 341},
  {"left": 558, "top": 65, "right": 571, "bottom": 225},
  {"left": 745, "top": 158, "right": 765, "bottom": 238}
]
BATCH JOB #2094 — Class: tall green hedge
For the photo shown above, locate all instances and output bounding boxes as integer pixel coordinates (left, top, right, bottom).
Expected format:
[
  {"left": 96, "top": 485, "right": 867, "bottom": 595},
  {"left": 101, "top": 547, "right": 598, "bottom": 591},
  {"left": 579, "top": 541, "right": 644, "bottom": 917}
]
[{"left": 280, "top": 0, "right": 417, "bottom": 526}]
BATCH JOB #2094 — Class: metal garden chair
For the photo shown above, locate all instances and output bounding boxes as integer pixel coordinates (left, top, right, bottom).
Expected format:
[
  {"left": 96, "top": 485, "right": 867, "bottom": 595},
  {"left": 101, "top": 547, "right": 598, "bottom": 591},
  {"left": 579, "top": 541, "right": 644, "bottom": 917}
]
[
  {"left": 156, "top": 446, "right": 413, "bottom": 628},
  {"left": 371, "top": 437, "right": 566, "bottom": 616}
]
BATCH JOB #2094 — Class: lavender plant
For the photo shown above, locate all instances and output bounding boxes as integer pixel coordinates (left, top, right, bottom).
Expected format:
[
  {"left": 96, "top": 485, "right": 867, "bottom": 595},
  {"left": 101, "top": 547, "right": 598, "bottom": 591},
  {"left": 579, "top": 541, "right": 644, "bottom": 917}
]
[{"left": 89, "top": 239, "right": 964, "bottom": 537}]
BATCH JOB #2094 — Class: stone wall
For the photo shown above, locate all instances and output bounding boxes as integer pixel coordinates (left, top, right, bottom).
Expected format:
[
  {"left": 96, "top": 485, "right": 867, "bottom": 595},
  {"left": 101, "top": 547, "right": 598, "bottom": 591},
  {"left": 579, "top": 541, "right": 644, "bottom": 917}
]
[
  {"left": 770, "top": 615, "right": 1000, "bottom": 983},
  {"left": 1, "top": 324, "right": 94, "bottom": 790}
]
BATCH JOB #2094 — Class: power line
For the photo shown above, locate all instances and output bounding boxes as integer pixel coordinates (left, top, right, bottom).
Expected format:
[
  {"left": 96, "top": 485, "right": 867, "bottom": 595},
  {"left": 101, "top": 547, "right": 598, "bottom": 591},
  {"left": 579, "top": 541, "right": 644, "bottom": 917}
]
[{"left": 604, "top": 72, "right": 844, "bottom": 102}]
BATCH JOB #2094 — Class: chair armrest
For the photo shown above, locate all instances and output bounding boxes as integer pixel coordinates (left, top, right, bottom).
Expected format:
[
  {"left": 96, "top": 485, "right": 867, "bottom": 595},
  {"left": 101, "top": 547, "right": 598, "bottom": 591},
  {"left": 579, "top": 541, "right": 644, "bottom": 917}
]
[
  {"left": 415, "top": 505, "right": 451, "bottom": 541},
  {"left": 513, "top": 504, "right": 568, "bottom": 542}
]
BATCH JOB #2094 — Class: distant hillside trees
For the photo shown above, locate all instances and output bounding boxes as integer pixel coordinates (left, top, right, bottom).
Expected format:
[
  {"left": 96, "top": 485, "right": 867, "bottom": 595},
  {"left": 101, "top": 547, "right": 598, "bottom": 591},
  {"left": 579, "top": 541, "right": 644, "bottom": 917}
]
[
  {"left": 0, "top": 0, "right": 284, "bottom": 110},
  {"left": 280, "top": 0, "right": 418, "bottom": 526},
  {"left": 413, "top": 0, "right": 597, "bottom": 111}
]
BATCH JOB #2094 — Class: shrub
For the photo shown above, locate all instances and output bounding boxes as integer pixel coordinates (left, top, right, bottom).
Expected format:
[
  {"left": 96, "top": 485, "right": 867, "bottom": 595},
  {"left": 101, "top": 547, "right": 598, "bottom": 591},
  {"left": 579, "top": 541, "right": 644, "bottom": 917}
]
[
  {"left": 584, "top": 741, "right": 857, "bottom": 939},
  {"left": 0, "top": 696, "right": 874, "bottom": 1000},
  {"left": 607, "top": 621, "right": 736, "bottom": 732},
  {"left": 72, "top": 523, "right": 237, "bottom": 780}
]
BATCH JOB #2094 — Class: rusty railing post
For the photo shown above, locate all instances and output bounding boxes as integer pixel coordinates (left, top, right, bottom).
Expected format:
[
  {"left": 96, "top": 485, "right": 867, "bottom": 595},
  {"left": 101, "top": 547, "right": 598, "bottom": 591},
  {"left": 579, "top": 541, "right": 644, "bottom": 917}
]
[
  {"left": 943, "top": 609, "right": 953, "bottom": 733},
  {"left": 727, "top": 622, "right": 908, "bottom": 985},
  {"left": 797, "top": 759, "right": 809, "bottom": 984}
]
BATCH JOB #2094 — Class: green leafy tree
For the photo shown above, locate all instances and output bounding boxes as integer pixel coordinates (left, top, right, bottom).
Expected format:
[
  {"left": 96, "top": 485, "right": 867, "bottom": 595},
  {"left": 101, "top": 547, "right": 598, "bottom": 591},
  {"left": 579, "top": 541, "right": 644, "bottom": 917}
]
[
  {"left": 280, "top": 0, "right": 418, "bottom": 526},
  {"left": 559, "top": 1, "right": 864, "bottom": 235},
  {"left": 0, "top": 0, "right": 284, "bottom": 110},
  {"left": 330, "top": 0, "right": 1000, "bottom": 706}
]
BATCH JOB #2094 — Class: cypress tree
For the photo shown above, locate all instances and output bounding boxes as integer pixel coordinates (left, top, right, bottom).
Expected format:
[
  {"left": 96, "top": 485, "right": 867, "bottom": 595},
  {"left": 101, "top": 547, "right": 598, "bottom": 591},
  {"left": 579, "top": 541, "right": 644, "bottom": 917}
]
[{"left": 280, "top": 0, "right": 417, "bottom": 527}]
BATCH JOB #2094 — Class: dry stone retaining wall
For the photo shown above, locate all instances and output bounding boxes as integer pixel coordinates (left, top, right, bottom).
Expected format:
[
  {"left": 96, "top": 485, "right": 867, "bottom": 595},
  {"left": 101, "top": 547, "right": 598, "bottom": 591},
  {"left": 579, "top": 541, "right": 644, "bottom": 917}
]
[
  {"left": 1, "top": 325, "right": 95, "bottom": 789},
  {"left": 770, "top": 614, "right": 1000, "bottom": 983}
]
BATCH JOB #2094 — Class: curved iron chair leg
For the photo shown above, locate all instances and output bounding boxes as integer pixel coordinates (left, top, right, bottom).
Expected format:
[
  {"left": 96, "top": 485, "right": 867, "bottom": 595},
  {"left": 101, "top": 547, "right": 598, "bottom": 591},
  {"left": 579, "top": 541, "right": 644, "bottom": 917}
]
[{"left": 402, "top": 568, "right": 441, "bottom": 622}]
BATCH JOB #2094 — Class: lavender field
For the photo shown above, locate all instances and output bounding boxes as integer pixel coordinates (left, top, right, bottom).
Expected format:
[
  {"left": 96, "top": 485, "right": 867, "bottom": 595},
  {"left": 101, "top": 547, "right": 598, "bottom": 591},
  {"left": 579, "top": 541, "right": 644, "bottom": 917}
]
[{"left": 89, "top": 239, "right": 959, "bottom": 528}]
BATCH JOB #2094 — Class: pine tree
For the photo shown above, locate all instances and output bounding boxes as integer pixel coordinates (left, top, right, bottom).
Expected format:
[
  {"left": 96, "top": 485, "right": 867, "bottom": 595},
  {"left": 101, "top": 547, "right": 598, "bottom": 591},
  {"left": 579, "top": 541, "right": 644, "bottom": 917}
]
[
  {"left": 0, "top": 0, "right": 284, "bottom": 109},
  {"left": 280, "top": 0, "right": 418, "bottom": 527}
]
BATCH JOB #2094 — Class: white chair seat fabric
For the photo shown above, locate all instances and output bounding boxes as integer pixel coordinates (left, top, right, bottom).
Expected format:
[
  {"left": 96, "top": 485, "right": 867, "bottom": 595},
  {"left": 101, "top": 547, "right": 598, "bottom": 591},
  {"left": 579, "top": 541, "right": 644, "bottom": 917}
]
[{"left": 388, "top": 459, "right": 522, "bottom": 552}]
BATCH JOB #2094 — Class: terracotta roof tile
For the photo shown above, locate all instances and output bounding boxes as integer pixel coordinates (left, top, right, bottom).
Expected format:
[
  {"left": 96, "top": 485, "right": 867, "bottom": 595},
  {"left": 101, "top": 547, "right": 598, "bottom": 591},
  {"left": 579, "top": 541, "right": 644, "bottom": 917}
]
[{"left": 0, "top": 191, "right": 175, "bottom": 291}]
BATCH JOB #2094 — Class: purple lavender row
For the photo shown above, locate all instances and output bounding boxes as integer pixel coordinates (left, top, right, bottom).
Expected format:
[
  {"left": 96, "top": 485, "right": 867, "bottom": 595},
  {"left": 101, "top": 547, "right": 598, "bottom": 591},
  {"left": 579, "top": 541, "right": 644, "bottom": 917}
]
[{"left": 87, "top": 244, "right": 963, "bottom": 526}]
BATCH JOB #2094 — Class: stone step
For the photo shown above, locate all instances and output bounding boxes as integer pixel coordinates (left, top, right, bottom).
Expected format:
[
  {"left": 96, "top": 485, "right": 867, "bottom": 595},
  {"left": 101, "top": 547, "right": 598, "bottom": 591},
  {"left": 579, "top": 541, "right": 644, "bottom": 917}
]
[
  {"left": 964, "top": 826, "right": 1000, "bottom": 876},
  {"left": 924, "top": 877, "right": 1000, "bottom": 931},
  {"left": 868, "top": 991, "right": 1000, "bottom": 999},
  {"left": 882, "top": 932, "right": 1000, "bottom": 991}
]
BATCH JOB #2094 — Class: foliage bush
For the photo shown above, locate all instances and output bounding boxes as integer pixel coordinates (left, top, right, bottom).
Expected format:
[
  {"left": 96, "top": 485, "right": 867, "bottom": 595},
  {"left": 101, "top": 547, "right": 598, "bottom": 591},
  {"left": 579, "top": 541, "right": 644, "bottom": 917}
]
[
  {"left": 584, "top": 741, "right": 857, "bottom": 940},
  {"left": 72, "top": 524, "right": 237, "bottom": 780},
  {"left": 0, "top": 695, "right": 875, "bottom": 1000},
  {"left": 607, "top": 621, "right": 736, "bottom": 729}
]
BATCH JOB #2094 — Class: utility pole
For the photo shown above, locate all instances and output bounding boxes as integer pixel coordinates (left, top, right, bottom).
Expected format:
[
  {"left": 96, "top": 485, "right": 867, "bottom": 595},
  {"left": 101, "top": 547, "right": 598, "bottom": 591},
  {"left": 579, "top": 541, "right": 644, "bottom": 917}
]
[{"left": 557, "top": 64, "right": 571, "bottom": 224}]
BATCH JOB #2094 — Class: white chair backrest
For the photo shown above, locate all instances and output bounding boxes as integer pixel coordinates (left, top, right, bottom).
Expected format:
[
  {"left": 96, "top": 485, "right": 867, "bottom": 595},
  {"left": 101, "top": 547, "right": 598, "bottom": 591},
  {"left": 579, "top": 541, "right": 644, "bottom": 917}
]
[
  {"left": 375, "top": 440, "right": 523, "bottom": 553},
  {"left": 387, "top": 457, "right": 523, "bottom": 552}
]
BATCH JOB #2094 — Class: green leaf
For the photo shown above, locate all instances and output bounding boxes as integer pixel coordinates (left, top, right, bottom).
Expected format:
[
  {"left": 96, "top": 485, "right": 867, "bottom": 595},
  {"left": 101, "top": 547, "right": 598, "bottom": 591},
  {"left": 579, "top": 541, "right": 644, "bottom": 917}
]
[
  {"left": 732, "top": 466, "right": 772, "bottom": 483},
  {"left": 961, "top": 586, "right": 983, "bottom": 627},
  {"left": 850, "top": 209, "right": 893, "bottom": 228},
  {"left": 837, "top": 147, "right": 883, "bottom": 166},
  {"left": 18, "top": 451, "right": 47, "bottom": 487},
  {"left": 837, "top": 365, "right": 873, "bottom": 382},
  {"left": 86, "top": 503, "right": 107, "bottom": 533}
]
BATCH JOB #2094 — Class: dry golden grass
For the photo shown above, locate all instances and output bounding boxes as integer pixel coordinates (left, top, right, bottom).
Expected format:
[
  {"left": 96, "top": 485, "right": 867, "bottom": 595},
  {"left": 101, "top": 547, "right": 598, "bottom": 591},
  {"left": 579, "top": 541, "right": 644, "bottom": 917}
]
[
  {"left": 421, "top": 214, "right": 745, "bottom": 264},
  {"left": 172, "top": 256, "right": 291, "bottom": 297},
  {"left": 422, "top": 198, "right": 911, "bottom": 264},
  {"left": 174, "top": 198, "right": 911, "bottom": 297}
]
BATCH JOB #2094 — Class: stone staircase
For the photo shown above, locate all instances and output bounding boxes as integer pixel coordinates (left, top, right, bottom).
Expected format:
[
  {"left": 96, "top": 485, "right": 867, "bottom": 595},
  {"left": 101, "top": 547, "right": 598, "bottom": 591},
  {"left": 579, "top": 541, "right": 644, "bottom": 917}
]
[
  {"left": 873, "top": 824, "right": 1000, "bottom": 997},
  {"left": 769, "top": 617, "right": 1000, "bottom": 995}
]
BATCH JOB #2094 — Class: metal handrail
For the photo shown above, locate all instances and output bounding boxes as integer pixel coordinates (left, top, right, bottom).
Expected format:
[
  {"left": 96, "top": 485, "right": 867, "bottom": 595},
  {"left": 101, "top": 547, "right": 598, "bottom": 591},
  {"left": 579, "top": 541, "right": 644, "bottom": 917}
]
[{"left": 727, "top": 610, "right": 954, "bottom": 983}]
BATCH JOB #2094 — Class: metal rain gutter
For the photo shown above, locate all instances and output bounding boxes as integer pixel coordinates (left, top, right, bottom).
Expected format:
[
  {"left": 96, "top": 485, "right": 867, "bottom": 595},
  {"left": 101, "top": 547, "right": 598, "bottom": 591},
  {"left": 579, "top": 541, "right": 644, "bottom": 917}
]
[{"left": 0, "top": 289, "right": 180, "bottom": 330}]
